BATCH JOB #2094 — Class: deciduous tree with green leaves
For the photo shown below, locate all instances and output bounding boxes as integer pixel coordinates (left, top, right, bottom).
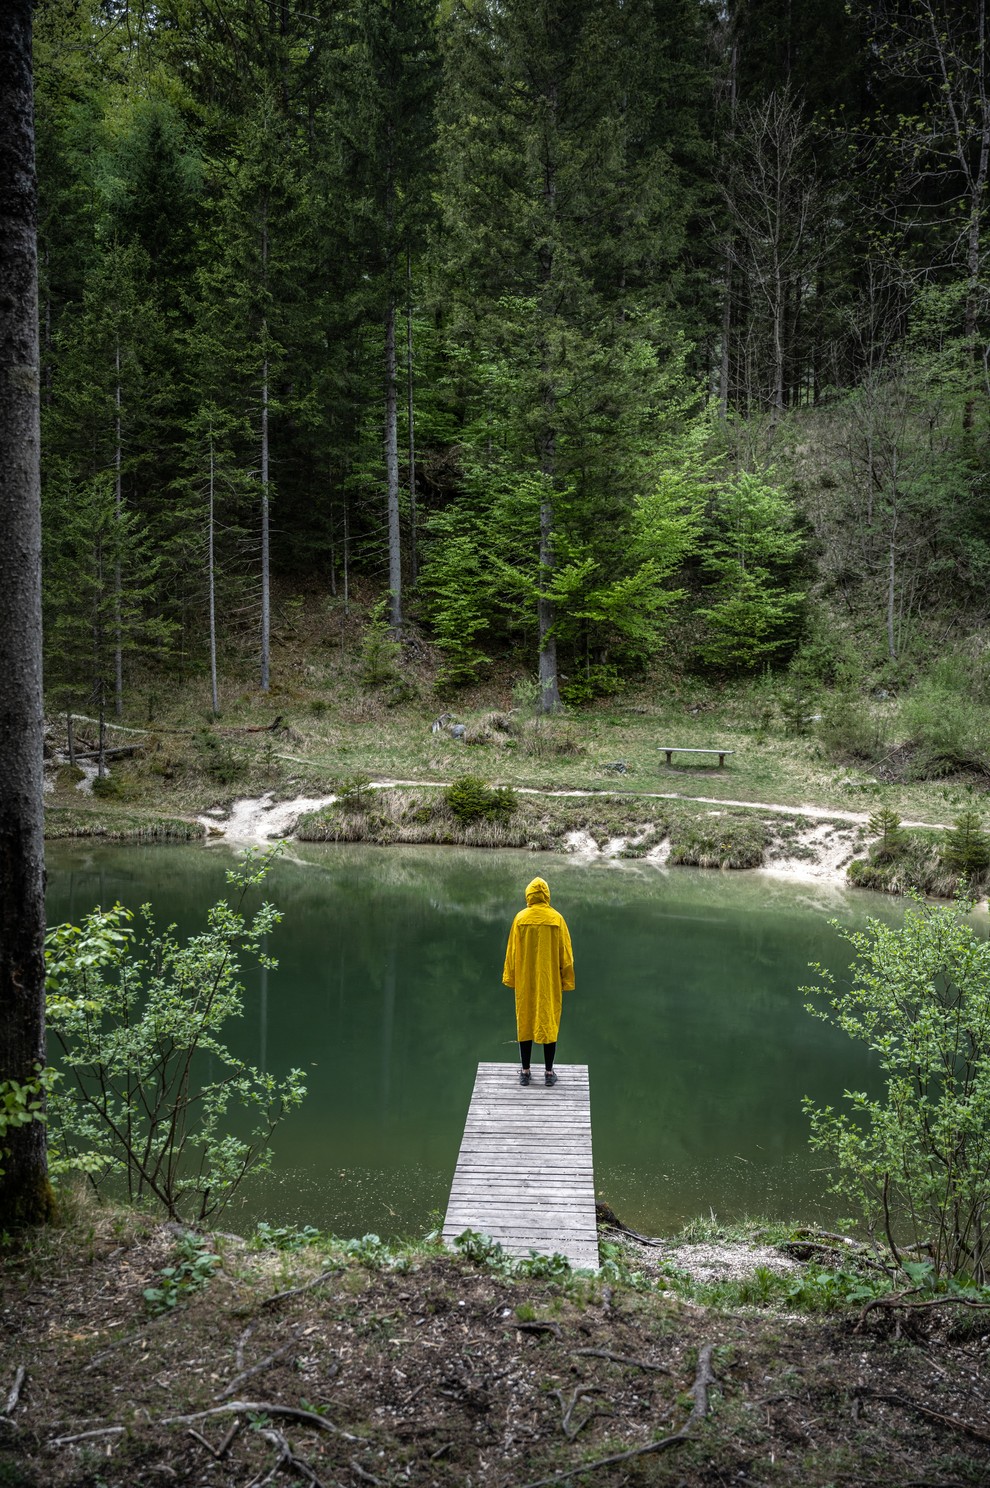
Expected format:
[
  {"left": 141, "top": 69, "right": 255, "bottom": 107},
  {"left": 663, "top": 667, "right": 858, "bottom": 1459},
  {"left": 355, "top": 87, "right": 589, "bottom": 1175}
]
[{"left": 804, "top": 898, "right": 990, "bottom": 1281}]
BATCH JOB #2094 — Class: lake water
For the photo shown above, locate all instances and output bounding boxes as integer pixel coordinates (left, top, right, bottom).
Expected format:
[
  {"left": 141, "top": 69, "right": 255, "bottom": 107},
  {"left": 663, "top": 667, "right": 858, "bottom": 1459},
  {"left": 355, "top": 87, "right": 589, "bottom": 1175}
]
[{"left": 46, "top": 841, "right": 907, "bottom": 1240}]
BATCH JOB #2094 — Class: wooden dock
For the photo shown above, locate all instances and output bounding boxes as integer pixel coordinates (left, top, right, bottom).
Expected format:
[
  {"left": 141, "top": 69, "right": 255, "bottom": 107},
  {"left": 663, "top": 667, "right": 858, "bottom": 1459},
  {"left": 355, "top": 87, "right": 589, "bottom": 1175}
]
[{"left": 442, "top": 1062, "right": 598, "bottom": 1270}]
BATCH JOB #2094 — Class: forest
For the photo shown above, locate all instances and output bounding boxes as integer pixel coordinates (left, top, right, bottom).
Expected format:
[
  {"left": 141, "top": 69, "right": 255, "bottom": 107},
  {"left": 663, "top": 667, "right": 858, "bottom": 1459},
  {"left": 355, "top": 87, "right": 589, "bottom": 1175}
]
[{"left": 33, "top": 0, "right": 990, "bottom": 721}]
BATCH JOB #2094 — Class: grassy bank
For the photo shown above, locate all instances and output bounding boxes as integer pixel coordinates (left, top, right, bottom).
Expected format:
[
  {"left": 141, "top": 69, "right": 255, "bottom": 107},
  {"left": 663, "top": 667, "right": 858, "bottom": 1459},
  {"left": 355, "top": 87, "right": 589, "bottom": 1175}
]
[
  {"left": 295, "top": 785, "right": 803, "bottom": 870},
  {"left": 43, "top": 805, "right": 204, "bottom": 843},
  {"left": 42, "top": 596, "right": 990, "bottom": 893},
  {"left": 3, "top": 1198, "right": 989, "bottom": 1488}
]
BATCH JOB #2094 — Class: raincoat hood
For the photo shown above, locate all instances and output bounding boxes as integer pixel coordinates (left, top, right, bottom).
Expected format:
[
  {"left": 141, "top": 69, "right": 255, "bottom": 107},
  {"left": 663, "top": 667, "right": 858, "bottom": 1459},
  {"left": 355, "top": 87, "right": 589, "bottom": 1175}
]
[{"left": 525, "top": 877, "right": 551, "bottom": 906}]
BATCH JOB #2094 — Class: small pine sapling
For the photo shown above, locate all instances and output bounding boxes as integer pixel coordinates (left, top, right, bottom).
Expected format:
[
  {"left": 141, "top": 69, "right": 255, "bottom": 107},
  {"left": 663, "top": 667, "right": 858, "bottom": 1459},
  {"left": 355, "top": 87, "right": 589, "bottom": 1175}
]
[
  {"left": 867, "top": 807, "right": 905, "bottom": 862},
  {"left": 941, "top": 809, "right": 990, "bottom": 881}
]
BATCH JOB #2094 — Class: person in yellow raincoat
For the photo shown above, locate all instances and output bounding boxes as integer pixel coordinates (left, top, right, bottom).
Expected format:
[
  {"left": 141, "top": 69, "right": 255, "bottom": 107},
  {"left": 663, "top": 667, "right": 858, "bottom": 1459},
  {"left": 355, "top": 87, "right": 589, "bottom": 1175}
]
[{"left": 502, "top": 877, "right": 574, "bottom": 1086}]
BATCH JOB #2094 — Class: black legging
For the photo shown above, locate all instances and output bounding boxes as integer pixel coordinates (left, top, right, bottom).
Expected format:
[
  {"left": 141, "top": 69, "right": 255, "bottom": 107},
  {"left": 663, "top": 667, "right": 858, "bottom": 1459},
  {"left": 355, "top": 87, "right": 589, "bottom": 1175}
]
[{"left": 519, "top": 1040, "right": 556, "bottom": 1072}]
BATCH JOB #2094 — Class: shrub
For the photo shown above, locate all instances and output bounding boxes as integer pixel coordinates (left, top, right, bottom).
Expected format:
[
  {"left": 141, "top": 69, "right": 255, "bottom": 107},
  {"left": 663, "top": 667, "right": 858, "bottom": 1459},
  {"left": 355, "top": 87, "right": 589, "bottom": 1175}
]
[
  {"left": 941, "top": 810, "right": 990, "bottom": 881},
  {"left": 359, "top": 598, "right": 402, "bottom": 687},
  {"left": 804, "top": 898, "right": 990, "bottom": 1281},
  {"left": 45, "top": 847, "right": 306, "bottom": 1223},
  {"left": 866, "top": 807, "right": 905, "bottom": 862},
  {"left": 194, "top": 730, "right": 245, "bottom": 786},
  {"left": 519, "top": 717, "right": 585, "bottom": 759},
  {"left": 91, "top": 772, "right": 125, "bottom": 800},
  {"left": 818, "top": 690, "right": 888, "bottom": 762},
  {"left": 846, "top": 834, "right": 958, "bottom": 898},
  {"left": 444, "top": 774, "right": 517, "bottom": 826},
  {"left": 900, "top": 678, "right": 990, "bottom": 778}
]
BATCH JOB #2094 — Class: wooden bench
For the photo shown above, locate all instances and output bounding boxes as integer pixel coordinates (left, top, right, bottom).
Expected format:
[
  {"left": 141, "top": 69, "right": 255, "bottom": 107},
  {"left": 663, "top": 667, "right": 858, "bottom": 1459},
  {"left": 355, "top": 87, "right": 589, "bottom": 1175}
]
[{"left": 660, "top": 745, "right": 735, "bottom": 768}]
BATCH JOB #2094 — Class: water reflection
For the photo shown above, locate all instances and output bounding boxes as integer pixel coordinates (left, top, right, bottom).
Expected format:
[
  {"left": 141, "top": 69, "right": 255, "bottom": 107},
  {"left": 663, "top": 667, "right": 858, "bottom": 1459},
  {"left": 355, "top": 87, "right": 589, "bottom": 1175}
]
[{"left": 46, "top": 841, "right": 955, "bottom": 1239}]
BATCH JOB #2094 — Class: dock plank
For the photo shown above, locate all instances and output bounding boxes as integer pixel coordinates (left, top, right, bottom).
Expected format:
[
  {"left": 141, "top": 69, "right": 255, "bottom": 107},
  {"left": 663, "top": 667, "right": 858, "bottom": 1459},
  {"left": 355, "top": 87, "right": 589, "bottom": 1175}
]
[{"left": 443, "top": 1062, "right": 598, "bottom": 1270}]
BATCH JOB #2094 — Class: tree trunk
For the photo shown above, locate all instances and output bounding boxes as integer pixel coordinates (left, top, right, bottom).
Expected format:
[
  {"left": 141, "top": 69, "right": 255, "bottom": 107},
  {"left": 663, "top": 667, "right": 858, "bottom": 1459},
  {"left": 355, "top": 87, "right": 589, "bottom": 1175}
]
[
  {"left": 0, "top": 0, "right": 55, "bottom": 1227},
  {"left": 259, "top": 203, "right": 271, "bottom": 694},
  {"left": 406, "top": 248, "right": 417, "bottom": 584},
  {"left": 113, "top": 336, "right": 123, "bottom": 718},
  {"left": 207, "top": 424, "right": 219, "bottom": 717},
  {"left": 384, "top": 287, "right": 402, "bottom": 633},
  {"left": 537, "top": 77, "right": 561, "bottom": 716},
  {"left": 260, "top": 343, "right": 270, "bottom": 693}
]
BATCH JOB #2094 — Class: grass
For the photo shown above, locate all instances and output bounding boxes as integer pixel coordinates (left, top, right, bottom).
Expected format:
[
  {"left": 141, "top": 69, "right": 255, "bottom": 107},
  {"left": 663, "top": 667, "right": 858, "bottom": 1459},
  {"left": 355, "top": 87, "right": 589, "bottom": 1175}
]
[{"left": 43, "top": 591, "right": 990, "bottom": 890}]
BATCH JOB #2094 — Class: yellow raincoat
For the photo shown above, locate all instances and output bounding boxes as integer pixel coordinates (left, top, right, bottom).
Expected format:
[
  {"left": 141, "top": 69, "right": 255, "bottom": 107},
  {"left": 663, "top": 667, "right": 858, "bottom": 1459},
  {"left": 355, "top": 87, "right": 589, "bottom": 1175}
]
[{"left": 502, "top": 878, "right": 575, "bottom": 1043}]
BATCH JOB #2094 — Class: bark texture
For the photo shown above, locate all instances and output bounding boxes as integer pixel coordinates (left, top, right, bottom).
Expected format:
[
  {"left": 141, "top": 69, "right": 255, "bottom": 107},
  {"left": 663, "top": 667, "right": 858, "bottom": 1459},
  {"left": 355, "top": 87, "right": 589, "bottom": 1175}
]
[{"left": 0, "top": 0, "right": 55, "bottom": 1225}]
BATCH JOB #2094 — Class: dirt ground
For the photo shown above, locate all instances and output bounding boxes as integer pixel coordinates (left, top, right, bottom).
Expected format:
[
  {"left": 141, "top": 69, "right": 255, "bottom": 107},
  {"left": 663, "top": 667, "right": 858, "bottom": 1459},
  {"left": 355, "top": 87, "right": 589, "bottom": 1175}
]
[{"left": 1, "top": 1210, "right": 989, "bottom": 1488}]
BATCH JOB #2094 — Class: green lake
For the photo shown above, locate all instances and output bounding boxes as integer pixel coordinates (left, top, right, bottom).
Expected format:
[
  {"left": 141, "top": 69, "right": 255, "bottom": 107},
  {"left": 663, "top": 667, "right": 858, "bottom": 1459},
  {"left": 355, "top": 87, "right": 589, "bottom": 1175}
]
[{"left": 46, "top": 841, "right": 912, "bottom": 1240}]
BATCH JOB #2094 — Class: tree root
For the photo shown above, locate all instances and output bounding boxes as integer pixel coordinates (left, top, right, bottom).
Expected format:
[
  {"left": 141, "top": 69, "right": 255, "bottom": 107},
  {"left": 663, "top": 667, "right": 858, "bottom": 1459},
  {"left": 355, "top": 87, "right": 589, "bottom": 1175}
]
[
  {"left": 518, "top": 1342, "right": 717, "bottom": 1488},
  {"left": 1, "top": 1366, "right": 26, "bottom": 1419},
  {"left": 162, "top": 1399, "right": 359, "bottom": 1442},
  {"left": 553, "top": 1385, "right": 608, "bottom": 1440},
  {"left": 247, "top": 1425, "right": 326, "bottom": 1487},
  {"left": 856, "top": 1291, "right": 990, "bottom": 1330},
  {"left": 851, "top": 1386, "right": 990, "bottom": 1445},
  {"left": 215, "top": 1326, "right": 306, "bottom": 1399}
]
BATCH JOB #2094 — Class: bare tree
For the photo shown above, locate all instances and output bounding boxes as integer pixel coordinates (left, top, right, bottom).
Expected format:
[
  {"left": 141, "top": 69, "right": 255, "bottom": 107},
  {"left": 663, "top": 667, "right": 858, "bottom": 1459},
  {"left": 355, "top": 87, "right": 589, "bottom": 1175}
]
[
  {"left": 720, "top": 87, "right": 830, "bottom": 422},
  {"left": 861, "top": 0, "right": 990, "bottom": 420},
  {"left": 0, "top": 0, "right": 55, "bottom": 1226}
]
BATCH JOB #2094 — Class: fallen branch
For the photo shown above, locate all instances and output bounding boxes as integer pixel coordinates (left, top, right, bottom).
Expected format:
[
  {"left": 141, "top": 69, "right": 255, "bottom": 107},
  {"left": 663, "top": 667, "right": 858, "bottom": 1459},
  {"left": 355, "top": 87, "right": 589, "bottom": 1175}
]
[
  {"left": 50, "top": 1426, "right": 126, "bottom": 1447},
  {"left": 186, "top": 1419, "right": 243, "bottom": 1459},
  {"left": 856, "top": 1291, "right": 990, "bottom": 1329},
  {"left": 215, "top": 1327, "right": 306, "bottom": 1399},
  {"left": 518, "top": 1342, "right": 717, "bottom": 1488},
  {"left": 161, "top": 1400, "right": 359, "bottom": 1442},
  {"left": 235, "top": 1324, "right": 256, "bottom": 1372},
  {"left": 595, "top": 1202, "right": 665, "bottom": 1247},
  {"left": 553, "top": 1384, "right": 607, "bottom": 1440},
  {"left": 2, "top": 1366, "right": 26, "bottom": 1418},
  {"left": 248, "top": 1426, "right": 326, "bottom": 1488},
  {"left": 349, "top": 1459, "right": 382, "bottom": 1485},
  {"left": 262, "top": 1267, "right": 343, "bottom": 1307},
  {"left": 573, "top": 1348, "right": 670, "bottom": 1374},
  {"left": 851, "top": 1387, "right": 990, "bottom": 1445}
]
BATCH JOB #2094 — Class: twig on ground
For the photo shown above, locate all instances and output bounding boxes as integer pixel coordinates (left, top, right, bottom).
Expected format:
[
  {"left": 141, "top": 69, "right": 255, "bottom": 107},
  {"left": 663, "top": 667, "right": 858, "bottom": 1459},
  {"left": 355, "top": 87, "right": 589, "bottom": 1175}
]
[
  {"left": 262, "top": 1268, "right": 342, "bottom": 1308},
  {"left": 2, "top": 1366, "right": 26, "bottom": 1417},
  {"left": 553, "top": 1384, "right": 606, "bottom": 1439},
  {"left": 50, "top": 1425, "right": 126, "bottom": 1447},
  {"left": 574, "top": 1349, "right": 671, "bottom": 1374},
  {"left": 519, "top": 1343, "right": 717, "bottom": 1488},
  {"left": 235, "top": 1324, "right": 255, "bottom": 1372},
  {"left": 851, "top": 1387, "right": 990, "bottom": 1445},
  {"left": 249, "top": 1426, "right": 326, "bottom": 1487},
  {"left": 186, "top": 1418, "right": 243, "bottom": 1459},
  {"left": 216, "top": 1326, "right": 306, "bottom": 1399},
  {"left": 84, "top": 1326, "right": 153, "bottom": 1369},
  {"left": 349, "top": 1458, "right": 382, "bottom": 1485},
  {"left": 161, "top": 1400, "right": 358, "bottom": 1442}
]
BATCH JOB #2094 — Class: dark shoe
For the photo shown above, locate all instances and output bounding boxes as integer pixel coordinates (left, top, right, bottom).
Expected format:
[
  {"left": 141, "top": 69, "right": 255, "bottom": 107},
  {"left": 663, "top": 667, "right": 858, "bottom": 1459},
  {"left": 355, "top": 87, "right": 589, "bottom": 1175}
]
[
  {"left": 544, "top": 1070, "right": 557, "bottom": 1086},
  {"left": 519, "top": 1069, "right": 531, "bottom": 1086}
]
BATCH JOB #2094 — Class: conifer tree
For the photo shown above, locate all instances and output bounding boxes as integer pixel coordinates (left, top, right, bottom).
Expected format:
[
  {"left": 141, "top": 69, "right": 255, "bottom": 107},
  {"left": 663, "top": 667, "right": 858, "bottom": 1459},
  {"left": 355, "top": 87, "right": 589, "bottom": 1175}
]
[{"left": 432, "top": 0, "right": 707, "bottom": 705}]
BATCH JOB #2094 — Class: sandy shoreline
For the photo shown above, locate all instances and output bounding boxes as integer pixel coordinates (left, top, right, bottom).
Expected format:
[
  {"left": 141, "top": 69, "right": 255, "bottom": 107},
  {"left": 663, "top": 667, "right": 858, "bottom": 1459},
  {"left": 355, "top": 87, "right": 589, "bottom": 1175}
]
[{"left": 195, "top": 784, "right": 936, "bottom": 890}]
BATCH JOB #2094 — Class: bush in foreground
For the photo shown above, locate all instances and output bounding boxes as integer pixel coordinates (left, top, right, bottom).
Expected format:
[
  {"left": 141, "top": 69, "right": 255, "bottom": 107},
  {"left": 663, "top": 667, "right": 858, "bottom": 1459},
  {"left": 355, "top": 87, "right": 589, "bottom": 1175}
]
[{"left": 804, "top": 897, "right": 990, "bottom": 1281}]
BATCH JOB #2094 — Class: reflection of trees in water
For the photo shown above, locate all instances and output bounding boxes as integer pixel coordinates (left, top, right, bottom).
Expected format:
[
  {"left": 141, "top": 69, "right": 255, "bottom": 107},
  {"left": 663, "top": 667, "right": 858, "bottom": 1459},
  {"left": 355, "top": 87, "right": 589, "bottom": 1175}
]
[{"left": 47, "top": 841, "right": 906, "bottom": 1230}]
